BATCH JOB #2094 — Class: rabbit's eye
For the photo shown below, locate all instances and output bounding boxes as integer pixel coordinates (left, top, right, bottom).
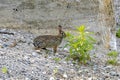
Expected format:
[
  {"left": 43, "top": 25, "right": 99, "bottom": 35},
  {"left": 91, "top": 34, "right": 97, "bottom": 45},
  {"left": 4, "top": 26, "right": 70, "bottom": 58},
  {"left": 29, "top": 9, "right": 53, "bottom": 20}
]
[{"left": 61, "top": 32, "right": 66, "bottom": 37}]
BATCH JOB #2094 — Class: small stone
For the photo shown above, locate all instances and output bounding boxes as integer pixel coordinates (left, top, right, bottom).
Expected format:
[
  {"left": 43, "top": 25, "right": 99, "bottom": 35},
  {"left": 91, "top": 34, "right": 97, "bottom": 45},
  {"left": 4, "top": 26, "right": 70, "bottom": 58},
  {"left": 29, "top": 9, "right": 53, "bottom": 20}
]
[
  {"left": 70, "top": 69, "right": 75, "bottom": 73},
  {"left": 56, "top": 79, "right": 63, "bottom": 80},
  {"left": 78, "top": 70, "right": 82, "bottom": 74},
  {"left": 76, "top": 0, "right": 80, "bottom": 2},
  {"left": 48, "top": 56, "right": 52, "bottom": 59},
  {"left": 84, "top": 69, "right": 89, "bottom": 72},
  {"left": 32, "top": 52, "right": 38, "bottom": 57},
  {"left": 64, "top": 48, "right": 69, "bottom": 51},
  {"left": 55, "top": 66, "right": 59, "bottom": 68},
  {"left": 63, "top": 61, "right": 67, "bottom": 64},
  {"left": 2, "top": 44, "right": 8, "bottom": 47},
  {"left": 49, "top": 77, "right": 55, "bottom": 80},
  {"left": 92, "top": 77, "right": 97, "bottom": 80},
  {"left": 55, "top": 53, "right": 59, "bottom": 55},
  {"left": 30, "top": 59, "right": 35, "bottom": 64},
  {"left": 25, "top": 77, "right": 30, "bottom": 80},
  {"left": 110, "top": 71, "right": 118, "bottom": 76},
  {"left": 35, "top": 49, "right": 41, "bottom": 53},
  {"left": 42, "top": 71, "right": 46, "bottom": 74},
  {"left": 105, "top": 65, "right": 113, "bottom": 69},
  {"left": 88, "top": 77, "right": 92, "bottom": 80},
  {"left": 93, "top": 65, "right": 98, "bottom": 71},
  {"left": 0, "top": 78, "right": 3, "bottom": 80},
  {"left": 0, "top": 45, "right": 2, "bottom": 48},
  {"left": 24, "top": 56, "right": 29, "bottom": 60},
  {"left": 63, "top": 72, "right": 68, "bottom": 78},
  {"left": 70, "top": 63, "right": 74, "bottom": 66},
  {"left": 105, "top": 75, "right": 109, "bottom": 78}
]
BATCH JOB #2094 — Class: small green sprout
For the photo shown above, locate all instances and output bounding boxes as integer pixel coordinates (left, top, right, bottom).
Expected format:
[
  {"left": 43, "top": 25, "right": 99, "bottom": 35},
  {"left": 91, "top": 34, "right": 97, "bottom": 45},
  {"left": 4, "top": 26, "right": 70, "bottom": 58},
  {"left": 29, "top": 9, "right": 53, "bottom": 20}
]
[
  {"left": 1, "top": 67, "right": 8, "bottom": 74},
  {"left": 107, "top": 51, "right": 118, "bottom": 65},
  {"left": 53, "top": 57, "right": 61, "bottom": 63}
]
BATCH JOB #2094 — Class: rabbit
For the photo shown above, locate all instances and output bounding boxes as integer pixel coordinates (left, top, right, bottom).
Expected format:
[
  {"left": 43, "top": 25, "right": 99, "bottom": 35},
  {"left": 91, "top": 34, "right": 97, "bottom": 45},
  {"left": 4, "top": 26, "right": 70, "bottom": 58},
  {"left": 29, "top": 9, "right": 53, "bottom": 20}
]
[{"left": 33, "top": 25, "right": 66, "bottom": 54}]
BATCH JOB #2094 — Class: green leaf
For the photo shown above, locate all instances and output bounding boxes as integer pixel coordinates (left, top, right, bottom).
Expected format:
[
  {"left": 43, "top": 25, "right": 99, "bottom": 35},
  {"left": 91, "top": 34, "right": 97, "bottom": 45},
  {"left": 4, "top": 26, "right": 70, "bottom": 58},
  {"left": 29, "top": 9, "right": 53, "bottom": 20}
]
[
  {"left": 116, "top": 29, "right": 120, "bottom": 38},
  {"left": 76, "top": 25, "right": 85, "bottom": 32},
  {"left": 107, "top": 59, "right": 117, "bottom": 65},
  {"left": 107, "top": 51, "right": 118, "bottom": 57},
  {"left": 1, "top": 67, "right": 8, "bottom": 74},
  {"left": 53, "top": 68, "right": 58, "bottom": 74},
  {"left": 53, "top": 57, "right": 61, "bottom": 63},
  {"left": 87, "top": 35, "right": 96, "bottom": 42}
]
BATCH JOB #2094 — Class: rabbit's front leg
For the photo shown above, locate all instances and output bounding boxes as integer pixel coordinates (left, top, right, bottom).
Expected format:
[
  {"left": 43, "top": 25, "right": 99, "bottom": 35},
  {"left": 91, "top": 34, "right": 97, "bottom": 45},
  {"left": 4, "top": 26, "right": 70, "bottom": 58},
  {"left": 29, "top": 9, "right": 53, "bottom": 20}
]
[
  {"left": 53, "top": 46, "right": 57, "bottom": 54},
  {"left": 42, "top": 48, "right": 50, "bottom": 54}
]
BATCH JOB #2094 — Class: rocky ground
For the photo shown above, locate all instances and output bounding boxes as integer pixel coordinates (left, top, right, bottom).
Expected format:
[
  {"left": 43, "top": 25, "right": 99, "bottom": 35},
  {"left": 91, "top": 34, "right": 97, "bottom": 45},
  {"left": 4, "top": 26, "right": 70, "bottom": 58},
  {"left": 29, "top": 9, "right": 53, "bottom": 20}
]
[{"left": 0, "top": 28, "right": 120, "bottom": 80}]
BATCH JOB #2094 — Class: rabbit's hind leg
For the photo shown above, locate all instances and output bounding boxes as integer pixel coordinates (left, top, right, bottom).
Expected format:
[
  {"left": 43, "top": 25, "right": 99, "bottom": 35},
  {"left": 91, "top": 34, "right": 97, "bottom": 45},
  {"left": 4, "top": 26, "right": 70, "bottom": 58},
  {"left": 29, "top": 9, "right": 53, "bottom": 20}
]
[
  {"left": 42, "top": 48, "right": 50, "bottom": 54},
  {"left": 42, "top": 48, "right": 47, "bottom": 50},
  {"left": 34, "top": 47, "right": 40, "bottom": 50},
  {"left": 42, "top": 48, "right": 49, "bottom": 53},
  {"left": 34, "top": 47, "right": 42, "bottom": 53}
]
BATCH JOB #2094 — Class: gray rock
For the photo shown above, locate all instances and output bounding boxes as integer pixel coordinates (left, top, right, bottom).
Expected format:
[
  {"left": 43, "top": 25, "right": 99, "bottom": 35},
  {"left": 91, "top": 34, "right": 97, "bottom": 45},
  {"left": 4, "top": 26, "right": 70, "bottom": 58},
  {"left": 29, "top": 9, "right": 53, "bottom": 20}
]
[{"left": 110, "top": 71, "right": 119, "bottom": 76}]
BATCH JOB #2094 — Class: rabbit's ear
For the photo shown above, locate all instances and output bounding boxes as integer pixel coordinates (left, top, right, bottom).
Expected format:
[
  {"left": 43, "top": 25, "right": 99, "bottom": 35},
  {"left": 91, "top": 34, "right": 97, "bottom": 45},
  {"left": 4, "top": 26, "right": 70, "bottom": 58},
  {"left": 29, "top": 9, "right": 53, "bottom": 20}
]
[
  {"left": 58, "top": 25, "right": 62, "bottom": 28},
  {"left": 58, "top": 25, "right": 62, "bottom": 32}
]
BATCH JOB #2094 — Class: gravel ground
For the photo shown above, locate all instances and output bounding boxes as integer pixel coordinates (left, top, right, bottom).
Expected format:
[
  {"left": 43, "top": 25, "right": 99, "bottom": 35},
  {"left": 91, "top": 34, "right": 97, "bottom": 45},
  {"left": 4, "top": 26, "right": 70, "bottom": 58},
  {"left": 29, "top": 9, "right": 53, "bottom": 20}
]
[{"left": 0, "top": 28, "right": 120, "bottom": 80}]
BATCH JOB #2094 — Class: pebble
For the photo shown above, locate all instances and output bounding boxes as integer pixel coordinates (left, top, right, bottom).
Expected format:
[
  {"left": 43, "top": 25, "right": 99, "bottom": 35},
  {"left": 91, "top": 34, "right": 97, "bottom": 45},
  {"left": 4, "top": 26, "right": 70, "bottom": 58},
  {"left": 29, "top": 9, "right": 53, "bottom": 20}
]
[
  {"left": 64, "top": 48, "right": 69, "bottom": 51},
  {"left": 84, "top": 69, "right": 89, "bottom": 72},
  {"left": 32, "top": 52, "right": 38, "bottom": 57},
  {"left": 2, "top": 44, "right": 8, "bottom": 48},
  {"left": 105, "top": 65, "right": 113, "bottom": 69},
  {"left": 42, "top": 71, "right": 46, "bottom": 74},
  {"left": 49, "top": 77, "right": 55, "bottom": 80},
  {"left": 25, "top": 77, "right": 31, "bottom": 80},
  {"left": 0, "top": 28, "right": 119, "bottom": 80},
  {"left": 55, "top": 53, "right": 59, "bottom": 56},
  {"left": 93, "top": 65, "right": 98, "bottom": 71},
  {"left": 110, "top": 71, "right": 119, "bottom": 76},
  {"left": 88, "top": 77, "right": 92, "bottom": 80},
  {"left": 29, "top": 58, "right": 35, "bottom": 63},
  {"left": 63, "top": 72, "right": 68, "bottom": 78},
  {"left": 24, "top": 55, "right": 29, "bottom": 60}
]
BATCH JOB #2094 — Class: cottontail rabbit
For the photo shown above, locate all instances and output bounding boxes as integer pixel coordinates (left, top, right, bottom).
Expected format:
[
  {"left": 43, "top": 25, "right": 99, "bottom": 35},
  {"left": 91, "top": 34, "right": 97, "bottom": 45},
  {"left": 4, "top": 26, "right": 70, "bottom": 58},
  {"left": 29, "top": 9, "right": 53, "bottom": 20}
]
[{"left": 33, "top": 25, "right": 66, "bottom": 53}]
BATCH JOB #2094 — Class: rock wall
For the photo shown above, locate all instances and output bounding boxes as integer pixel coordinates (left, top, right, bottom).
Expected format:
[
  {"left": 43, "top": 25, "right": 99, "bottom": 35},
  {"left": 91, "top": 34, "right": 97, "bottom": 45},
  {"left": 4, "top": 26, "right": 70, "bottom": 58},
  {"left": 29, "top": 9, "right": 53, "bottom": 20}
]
[
  {"left": 0, "top": 0, "right": 119, "bottom": 31},
  {"left": 114, "top": 0, "right": 120, "bottom": 28},
  {"left": 0, "top": 0, "right": 99, "bottom": 30}
]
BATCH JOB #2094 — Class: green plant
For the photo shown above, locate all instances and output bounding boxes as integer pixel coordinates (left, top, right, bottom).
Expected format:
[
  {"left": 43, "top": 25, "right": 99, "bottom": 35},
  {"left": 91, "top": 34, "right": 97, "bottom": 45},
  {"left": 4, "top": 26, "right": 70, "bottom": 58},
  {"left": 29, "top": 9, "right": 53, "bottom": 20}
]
[
  {"left": 53, "top": 68, "right": 58, "bottom": 75},
  {"left": 65, "top": 25, "right": 95, "bottom": 64},
  {"left": 51, "top": 68, "right": 58, "bottom": 80},
  {"left": 1, "top": 67, "right": 8, "bottom": 74},
  {"left": 116, "top": 28, "right": 120, "bottom": 38},
  {"left": 53, "top": 57, "right": 61, "bottom": 63},
  {"left": 107, "top": 51, "right": 118, "bottom": 65},
  {"left": 107, "top": 59, "right": 117, "bottom": 65},
  {"left": 107, "top": 51, "right": 118, "bottom": 57}
]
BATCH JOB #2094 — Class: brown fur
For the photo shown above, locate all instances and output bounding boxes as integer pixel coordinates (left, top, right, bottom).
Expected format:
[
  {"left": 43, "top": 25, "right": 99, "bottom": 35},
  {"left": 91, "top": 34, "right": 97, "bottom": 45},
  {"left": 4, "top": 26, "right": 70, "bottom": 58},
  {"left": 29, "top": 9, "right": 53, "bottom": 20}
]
[{"left": 33, "top": 25, "right": 66, "bottom": 53}]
